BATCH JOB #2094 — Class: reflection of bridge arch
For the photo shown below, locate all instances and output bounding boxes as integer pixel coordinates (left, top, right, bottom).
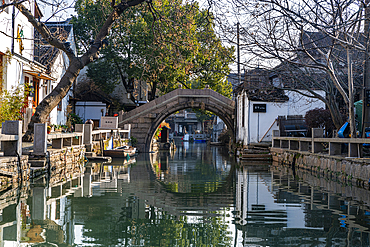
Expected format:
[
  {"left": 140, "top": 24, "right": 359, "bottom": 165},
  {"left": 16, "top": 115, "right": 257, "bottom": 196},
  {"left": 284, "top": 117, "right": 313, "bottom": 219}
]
[
  {"left": 147, "top": 151, "right": 236, "bottom": 196},
  {"left": 118, "top": 89, "right": 235, "bottom": 152},
  {"left": 124, "top": 153, "right": 236, "bottom": 216}
]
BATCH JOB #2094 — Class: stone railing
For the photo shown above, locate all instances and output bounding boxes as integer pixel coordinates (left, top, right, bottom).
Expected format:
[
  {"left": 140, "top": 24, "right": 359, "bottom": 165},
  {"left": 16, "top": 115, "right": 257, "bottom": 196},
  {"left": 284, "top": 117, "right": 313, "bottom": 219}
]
[
  {"left": 272, "top": 128, "right": 370, "bottom": 158},
  {"left": 47, "top": 132, "right": 84, "bottom": 149},
  {"left": 91, "top": 128, "right": 130, "bottom": 141},
  {"left": 33, "top": 123, "right": 131, "bottom": 156},
  {"left": 0, "top": 122, "right": 131, "bottom": 157},
  {"left": 0, "top": 121, "right": 22, "bottom": 156},
  {"left": 33, "top": 123, "right": 84, "bottom": 156}
]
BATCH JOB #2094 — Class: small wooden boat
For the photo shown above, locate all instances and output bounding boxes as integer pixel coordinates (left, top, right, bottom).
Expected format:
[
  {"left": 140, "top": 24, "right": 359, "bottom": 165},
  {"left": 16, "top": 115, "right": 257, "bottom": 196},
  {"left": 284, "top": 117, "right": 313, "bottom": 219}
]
[
  {"left": 107, "top": 157, "right": 137, "bottom": 166},
  {"left": 240, "top": 153, "right": 272, "bottom": 161},
  {"left": 210, "top": 142, "right": 223, "bottom": 146},
  {"left": 103, "top": 146, "right": 137, "bottom": 158}
]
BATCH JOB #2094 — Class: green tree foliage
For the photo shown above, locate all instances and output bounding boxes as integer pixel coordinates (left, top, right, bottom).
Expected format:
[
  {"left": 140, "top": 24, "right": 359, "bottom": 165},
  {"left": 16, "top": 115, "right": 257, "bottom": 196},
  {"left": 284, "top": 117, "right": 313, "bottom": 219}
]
[
  {"left": 0, "top": 85, "right": 28, "bottom": 127},
  {"left": 72, "top": 0, "right": 234, "bottom": 100}
]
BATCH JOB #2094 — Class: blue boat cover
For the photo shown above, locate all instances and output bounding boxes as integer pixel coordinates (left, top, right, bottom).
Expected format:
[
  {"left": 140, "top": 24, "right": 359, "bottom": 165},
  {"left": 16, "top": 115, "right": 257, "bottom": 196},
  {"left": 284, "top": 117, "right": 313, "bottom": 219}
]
[{"left": 338, "top": 122, "right": 349, "bottom": 138}]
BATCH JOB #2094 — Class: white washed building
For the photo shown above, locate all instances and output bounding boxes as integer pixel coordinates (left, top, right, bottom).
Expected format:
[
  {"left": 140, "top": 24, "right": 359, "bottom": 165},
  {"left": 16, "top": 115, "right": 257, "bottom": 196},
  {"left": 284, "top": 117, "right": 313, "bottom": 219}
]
[
  {"left": 0, "top": 1, "right": 76, "bottom": 129},
  {"left": 235, "top": 68, "right": 325, "bottom": 146},
  {"left": 34, "top": 18, "right": 77, "bottom": 125},
  {"left": 211, "top": 115, "right": 226, "bottom": 142},
  {"left": 0, "top": 1, "right": 46, "bottom": 130}
]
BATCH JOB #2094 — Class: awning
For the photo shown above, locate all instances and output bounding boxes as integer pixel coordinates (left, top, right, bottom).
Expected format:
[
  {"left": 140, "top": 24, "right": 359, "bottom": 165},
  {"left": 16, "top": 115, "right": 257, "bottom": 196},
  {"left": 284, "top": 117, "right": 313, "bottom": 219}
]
[{"left": 24, "top": 70, "right": 56, "bottom": 81}]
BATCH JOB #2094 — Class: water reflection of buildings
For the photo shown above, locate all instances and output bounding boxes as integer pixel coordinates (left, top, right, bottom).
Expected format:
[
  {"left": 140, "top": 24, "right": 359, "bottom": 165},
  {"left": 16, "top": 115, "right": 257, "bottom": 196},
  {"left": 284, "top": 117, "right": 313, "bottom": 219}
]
[
  {"left": 0, "top": 158, "right": 133, "bottom": 247},
  {"left": 0, "top": 176, "right": 84, "bottom": 246},
  {"left": 154, "top": 141, "right": 232, "bottom": 175},
  {"left": 150, "top": 142, "right": 232, "bottom": 194},
  {"left": 0, "top": 152, "right": 231, "bottom": 246},
  {"left": 4, "top": 149, "right": 370, "bottom": 246},
  {"left": 234, "top": 165, "right": 370, "bottom": 246}
]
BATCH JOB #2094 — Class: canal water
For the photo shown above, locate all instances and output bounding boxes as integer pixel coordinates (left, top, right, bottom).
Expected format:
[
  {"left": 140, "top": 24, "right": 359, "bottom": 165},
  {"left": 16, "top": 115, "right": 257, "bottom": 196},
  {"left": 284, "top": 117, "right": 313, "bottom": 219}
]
[{"left": 2, "top": 142, "right": 370, "bottom": 246}]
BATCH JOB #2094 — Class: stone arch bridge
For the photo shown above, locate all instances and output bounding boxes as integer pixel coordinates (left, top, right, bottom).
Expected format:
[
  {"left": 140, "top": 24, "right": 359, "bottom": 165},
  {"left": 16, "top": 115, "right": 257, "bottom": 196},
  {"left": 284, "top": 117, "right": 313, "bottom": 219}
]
[{"left": 118, "top": 89, "right": 235, "bottom": 152}]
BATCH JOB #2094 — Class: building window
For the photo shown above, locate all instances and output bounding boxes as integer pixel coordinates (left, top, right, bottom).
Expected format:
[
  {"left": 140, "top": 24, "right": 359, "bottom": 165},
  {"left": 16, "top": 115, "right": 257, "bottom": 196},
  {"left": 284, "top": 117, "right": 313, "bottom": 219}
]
[
  {"left": 32, "top": 78, "right": 40, "bottom": 107},
  {"left": 44, "top": 80, "right": 49, "bottom": 96},
  {"left": 57, "top": 101, "right": 62, "bottom": 111}
]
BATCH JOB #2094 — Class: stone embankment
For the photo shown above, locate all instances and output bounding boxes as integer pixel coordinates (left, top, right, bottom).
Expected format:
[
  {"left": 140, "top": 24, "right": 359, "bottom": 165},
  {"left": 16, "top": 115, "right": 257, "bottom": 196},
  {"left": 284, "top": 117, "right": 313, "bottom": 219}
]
[
  {"left": 271, "top": 148, "right": 370, "bottom": 188},
  {"left": 0, "top": 156, "right": 29, "bottom": 189},
  {"left": 271, "top": 162, "right": 370, "bottom": 220},
  {"left": 271, "top": 128, "right": 370, "bottom": 188}
]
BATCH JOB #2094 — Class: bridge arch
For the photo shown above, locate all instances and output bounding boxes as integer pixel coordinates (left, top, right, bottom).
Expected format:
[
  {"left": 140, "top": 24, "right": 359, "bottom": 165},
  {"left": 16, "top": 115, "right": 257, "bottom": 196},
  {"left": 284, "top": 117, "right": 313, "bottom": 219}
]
[{"left": 118, "top": 89, "right": 235, "bottom": 152}]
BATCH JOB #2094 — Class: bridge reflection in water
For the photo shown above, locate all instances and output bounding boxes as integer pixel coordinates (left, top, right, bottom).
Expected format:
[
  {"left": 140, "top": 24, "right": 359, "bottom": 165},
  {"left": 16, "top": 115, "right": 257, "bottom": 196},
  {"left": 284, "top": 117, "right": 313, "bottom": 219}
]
[{"left": 1, "top": 143, "right": 370, "bottom": 246}]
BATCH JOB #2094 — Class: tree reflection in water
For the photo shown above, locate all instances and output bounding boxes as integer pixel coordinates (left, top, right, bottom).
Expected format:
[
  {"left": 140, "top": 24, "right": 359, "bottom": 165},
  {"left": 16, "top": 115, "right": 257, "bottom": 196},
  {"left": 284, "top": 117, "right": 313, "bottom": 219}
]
[
  {"left": 74, "top": 143, "right": 234, "bottom": 246},
  {"left": 4, "top": 142, "right": 370, "bottom": 246}
]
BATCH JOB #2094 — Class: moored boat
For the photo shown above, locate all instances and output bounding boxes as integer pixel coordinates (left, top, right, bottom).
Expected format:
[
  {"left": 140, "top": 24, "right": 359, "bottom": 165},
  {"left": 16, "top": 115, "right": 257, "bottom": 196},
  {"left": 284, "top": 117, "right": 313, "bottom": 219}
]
[{"left": 103, "top": 146, "right": 137, "bottom": 157}]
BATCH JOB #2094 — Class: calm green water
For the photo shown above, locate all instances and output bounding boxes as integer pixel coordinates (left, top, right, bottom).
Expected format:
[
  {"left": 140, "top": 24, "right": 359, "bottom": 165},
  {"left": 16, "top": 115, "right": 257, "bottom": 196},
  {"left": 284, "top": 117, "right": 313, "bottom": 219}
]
[{"left": 2, "top": 142, "right": 370, "bottom": 246}]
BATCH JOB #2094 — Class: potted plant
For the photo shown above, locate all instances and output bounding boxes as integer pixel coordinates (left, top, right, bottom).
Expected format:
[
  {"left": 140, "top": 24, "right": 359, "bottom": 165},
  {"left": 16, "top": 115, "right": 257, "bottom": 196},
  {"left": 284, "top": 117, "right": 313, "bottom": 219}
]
[
  {"left": 61, "top": 125, "right": 68, "bottom": 133},
  {"left": 47, "top": 125, "right": 52, "bottom": 134},
  {"left": 54, "top": 124, "right": 62, "bottom": 132}
]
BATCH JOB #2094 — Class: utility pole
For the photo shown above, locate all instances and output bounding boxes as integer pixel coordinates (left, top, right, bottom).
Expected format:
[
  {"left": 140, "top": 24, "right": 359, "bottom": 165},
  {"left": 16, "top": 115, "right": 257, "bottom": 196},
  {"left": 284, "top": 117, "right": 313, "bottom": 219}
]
[
  {"left": 234, "top": 22, "right": 241, "bottom": 145},
  {"left": 237, "top": 22, "right": 241, "bottom": 85},
  {"left": 362, "top": 0, "right": 370, "bottom": 137}
]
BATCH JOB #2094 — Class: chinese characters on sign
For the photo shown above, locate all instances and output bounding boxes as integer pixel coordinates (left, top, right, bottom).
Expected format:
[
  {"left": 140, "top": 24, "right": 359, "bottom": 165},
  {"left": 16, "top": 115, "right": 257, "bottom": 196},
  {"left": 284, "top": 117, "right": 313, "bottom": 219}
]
[
  {"left": 100, "top": 117, "right": 118, "bottom": 129},
  {"left": 253, "top": 104, "right": 266, "bottom": 113}
]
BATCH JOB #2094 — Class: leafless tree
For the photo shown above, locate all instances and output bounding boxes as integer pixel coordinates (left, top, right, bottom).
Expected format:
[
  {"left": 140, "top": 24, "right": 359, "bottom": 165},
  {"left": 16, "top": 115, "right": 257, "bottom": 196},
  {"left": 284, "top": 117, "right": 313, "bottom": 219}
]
[{"left": 210, "top": 0, "right": 369, "bottom": 136}]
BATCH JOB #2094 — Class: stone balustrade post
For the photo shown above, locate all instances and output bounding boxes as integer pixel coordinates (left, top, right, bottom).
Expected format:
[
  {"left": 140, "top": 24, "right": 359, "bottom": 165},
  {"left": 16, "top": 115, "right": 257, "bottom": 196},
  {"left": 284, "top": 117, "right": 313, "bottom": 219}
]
[
  {"left": 31, "top": 186, "right": 46, "bottom": 220},
  {"left": 272, "top": 130, "right": 280, "bottom": 148},
  {"left": 312, "top": 128, "right": 324, "bottom": 138},
  {"left": 75, "top": 124, "right": 85, "bottom": 145},
  {"left": 272, "top": 130, "right": 280, "bottom": 137},
  {"left": 312, "top": 128, "right": 324, "bottom": 153},
  {"left": 1, "top": 120, "right": 22, "bottom": 156},
  {"left": 83, "top": 124, "right": 93, "bottom": 152},
  {"left": 84, "top": 124, "right": 92, "bottom": 145},
  {"left": 33, "top": 123, "right": 47, "bottom": 156}
]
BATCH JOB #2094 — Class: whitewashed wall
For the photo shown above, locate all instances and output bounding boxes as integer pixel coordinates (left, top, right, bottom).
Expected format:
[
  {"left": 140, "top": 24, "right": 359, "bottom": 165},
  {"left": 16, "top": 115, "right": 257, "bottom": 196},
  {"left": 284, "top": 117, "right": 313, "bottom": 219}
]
[
  {"left": 236, "top": 90, "right": 325, "bottom": 145},
  {"left": 212, "top": 116, "right": 226, "bottom": 142},
  {"left": 0, "top": 5, "right": 76, "bottom": 128},
  {"left": 0, "top": 0, "right": 37, "bottom": 91},
  {"left": 75, "top": 101, "right": 106, "bottom": 122}
]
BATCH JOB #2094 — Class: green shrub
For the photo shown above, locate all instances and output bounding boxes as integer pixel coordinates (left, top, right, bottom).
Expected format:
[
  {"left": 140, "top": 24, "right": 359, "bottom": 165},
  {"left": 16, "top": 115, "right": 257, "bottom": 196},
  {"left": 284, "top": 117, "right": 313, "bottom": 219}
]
[
  {"left": 67, "top": 113, "right": 83, "bottom": 126},
  {"left": 0, "top": 85, "right": 29, "bottom": 127},
  {"left": 130, "top": 136, "right": 138, "bottom": 146}
]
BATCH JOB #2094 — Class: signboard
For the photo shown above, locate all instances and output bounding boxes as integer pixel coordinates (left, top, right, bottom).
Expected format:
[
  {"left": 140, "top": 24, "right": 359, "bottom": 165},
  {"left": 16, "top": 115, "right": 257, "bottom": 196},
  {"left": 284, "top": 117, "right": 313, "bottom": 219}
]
[
  {"left": 100, "top": 116, "right": 118, "bottom": 129},
  {"left": 253, "top": 104, "right": 267, "bottom": 113}
]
